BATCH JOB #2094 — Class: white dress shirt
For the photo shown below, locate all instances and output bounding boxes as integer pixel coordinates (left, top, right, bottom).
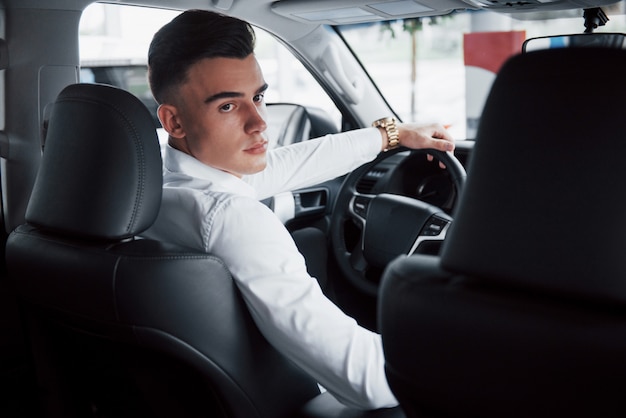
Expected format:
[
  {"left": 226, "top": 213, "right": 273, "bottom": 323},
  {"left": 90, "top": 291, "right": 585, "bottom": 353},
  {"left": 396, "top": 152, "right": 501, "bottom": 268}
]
[{"left": 142, "top": 128, "right": 398, "bottom": 409}]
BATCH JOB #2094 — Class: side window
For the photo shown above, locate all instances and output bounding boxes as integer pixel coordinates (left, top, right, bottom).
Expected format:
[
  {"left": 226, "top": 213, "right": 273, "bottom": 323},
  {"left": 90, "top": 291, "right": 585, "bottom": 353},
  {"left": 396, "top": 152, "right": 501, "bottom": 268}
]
[
  {"left": 79, "top": 3, "right": 341, "bottom": 147},
  {"left": 253, "top": 30, "right": 340, "bottom": 122}
]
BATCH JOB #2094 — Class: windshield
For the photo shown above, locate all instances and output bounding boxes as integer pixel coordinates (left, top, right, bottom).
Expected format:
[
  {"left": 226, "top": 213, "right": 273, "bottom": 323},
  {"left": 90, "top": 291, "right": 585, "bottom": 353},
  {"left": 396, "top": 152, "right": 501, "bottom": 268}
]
[{"left": 337, "top": 6, "right": 626, "bottom": 139}]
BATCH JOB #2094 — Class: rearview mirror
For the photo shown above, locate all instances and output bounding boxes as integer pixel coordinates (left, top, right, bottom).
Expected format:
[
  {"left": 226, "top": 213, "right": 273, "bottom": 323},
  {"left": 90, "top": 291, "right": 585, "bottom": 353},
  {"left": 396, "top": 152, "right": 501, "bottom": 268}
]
[{"left": 523, "top": 33, "right": 626, "bottom": 52}]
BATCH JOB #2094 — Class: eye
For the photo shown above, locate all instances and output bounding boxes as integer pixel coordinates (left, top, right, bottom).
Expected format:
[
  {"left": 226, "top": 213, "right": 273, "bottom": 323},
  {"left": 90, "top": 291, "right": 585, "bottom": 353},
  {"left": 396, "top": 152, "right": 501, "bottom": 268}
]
[
  {"left": 253, "top": 93, "right": 265, "bottom": 104},
  {"left": 220, "top": 103, "right": 233, "bottom": 112},
  {"left": 220, "top": 103, "right": 234, "bottom": 112}
]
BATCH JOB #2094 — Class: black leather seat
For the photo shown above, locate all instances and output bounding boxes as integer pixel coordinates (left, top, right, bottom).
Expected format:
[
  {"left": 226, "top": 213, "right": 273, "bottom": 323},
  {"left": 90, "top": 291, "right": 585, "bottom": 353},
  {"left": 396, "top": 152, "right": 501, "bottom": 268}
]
[
  {"left": 378, "top": 47, "right": 626, "bottom": 418},
  {"left": 266, "top": 103, "right": 339, "bottom": 148},
  {"left": 6, "top": 83, "right": 403, "bottom": 417}
]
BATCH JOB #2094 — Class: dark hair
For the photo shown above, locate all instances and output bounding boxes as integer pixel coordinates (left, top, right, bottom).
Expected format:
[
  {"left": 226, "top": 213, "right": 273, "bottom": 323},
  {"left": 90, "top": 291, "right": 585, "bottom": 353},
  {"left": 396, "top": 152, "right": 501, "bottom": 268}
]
[{"left": 148, "top": 9, "right": 256, "bottom": 104}]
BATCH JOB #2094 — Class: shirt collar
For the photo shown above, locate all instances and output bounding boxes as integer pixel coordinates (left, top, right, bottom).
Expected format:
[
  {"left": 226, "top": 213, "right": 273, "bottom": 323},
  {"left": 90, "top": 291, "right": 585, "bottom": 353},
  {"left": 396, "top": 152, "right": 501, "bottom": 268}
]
[{"left": 163, "top": 144, "right": 258, "bottom": 199}]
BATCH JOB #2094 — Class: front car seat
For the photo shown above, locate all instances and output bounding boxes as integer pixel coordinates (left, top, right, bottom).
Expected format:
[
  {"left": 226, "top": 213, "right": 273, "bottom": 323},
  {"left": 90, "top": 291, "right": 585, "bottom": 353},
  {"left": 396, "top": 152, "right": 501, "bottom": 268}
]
[
  {"left": 7, "top": 83, "right": 404, "bottom": 418},
  {"left": 5, "top": 83, "right": 323, "bottom": 417},
  {"left": 379, "top": 47, "right": 626, "bottom": 418}
]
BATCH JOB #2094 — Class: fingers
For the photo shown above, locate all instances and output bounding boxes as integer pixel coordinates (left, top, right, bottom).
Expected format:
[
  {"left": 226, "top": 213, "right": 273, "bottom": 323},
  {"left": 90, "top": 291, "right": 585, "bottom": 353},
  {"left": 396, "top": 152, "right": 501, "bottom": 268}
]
[
  {"left": 398, "top": 122, "right": 455, "bottom": 152},
  {"left": 428, "top": 125, "right": 455, "bottom": 152},
  {"left": 424, "top": 124, "right": 454, "bottom": 169},
  {"left": 427, "top": 153, "right": 447, "bottom": 169},
  {"left": 432, "top": 126, "right": 454, "bottom": 141},
  {"left": 430, "top": 137, "right": 455, "bottom": 152}
]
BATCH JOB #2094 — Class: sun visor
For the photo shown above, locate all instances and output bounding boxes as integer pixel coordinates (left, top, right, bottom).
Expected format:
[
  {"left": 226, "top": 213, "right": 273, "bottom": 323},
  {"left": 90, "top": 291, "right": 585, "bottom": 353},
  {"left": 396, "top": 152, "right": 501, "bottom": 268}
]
[{"left": 271, "top": 0, "right": 474, "bottom": 25}]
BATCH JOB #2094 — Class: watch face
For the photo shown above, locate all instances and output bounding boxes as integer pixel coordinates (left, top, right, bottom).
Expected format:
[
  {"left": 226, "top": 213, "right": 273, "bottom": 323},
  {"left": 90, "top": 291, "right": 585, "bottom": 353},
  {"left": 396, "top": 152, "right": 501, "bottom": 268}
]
[{"left": 374, "top": 117, "right": 394, "bottom": 128}]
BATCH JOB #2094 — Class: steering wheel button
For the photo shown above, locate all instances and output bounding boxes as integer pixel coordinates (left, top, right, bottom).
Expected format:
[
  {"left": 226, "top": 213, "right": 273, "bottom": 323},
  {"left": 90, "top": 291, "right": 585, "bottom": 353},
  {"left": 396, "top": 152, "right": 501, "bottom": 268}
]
[
  {"left": 353, "top": 196, "right": 370, "bottom": 217},
  {"left": 422, "top": 217, "right": 449, "bottom": 236}
]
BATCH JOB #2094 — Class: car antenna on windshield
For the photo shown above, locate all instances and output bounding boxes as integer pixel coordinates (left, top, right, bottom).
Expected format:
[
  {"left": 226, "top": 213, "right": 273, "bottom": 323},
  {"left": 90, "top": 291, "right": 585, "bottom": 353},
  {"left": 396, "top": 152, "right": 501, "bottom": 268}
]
[{"left": 583, "top": 7, "right": 609, "bottom": 33}]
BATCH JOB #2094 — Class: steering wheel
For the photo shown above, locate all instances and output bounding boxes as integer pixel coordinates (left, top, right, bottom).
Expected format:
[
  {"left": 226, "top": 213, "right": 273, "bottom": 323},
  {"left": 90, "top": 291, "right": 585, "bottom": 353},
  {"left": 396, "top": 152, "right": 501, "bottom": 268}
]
[{"left": 330, "top": 148, "right": 466, "bottom": 296}]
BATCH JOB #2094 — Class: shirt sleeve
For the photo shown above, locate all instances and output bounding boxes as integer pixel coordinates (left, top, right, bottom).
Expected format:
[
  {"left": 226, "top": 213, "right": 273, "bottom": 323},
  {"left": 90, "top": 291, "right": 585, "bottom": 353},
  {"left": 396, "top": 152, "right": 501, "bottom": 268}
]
[
  {"left": 206, "top": 195, "right": 398, "bottom": 410},
  {"left": 245, "top": 127, "right": 382, "bottom": 199}
]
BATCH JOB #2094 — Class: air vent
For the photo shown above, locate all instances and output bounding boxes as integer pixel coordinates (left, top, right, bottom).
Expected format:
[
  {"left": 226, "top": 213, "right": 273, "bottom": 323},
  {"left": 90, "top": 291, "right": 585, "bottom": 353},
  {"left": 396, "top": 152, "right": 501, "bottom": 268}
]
[{"left": 356, "top": 168, "right": 387, "bottom": 194}]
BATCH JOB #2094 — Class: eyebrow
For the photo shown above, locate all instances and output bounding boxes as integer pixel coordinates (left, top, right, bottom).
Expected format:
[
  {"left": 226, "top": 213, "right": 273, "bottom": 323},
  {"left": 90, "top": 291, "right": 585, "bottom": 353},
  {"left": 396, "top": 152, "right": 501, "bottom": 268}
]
[{"left": 204, "top": 83, "right": 269, "bottom": 104}]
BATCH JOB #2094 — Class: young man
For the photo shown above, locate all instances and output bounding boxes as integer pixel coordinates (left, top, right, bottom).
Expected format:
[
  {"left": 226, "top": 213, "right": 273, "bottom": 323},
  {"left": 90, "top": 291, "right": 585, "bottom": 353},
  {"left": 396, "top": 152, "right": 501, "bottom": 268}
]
[{"left": 143, "top": 9, "right": 454, "bottom": 410}]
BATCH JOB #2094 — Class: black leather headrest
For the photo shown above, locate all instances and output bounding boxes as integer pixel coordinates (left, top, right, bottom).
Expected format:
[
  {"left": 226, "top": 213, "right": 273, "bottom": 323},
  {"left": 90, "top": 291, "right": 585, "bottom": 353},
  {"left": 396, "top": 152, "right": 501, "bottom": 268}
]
[
  {"left": 441, "top": 47, "right": 626, "bottom": 303},
  {"left": 26, "top": 83, "right": 162, "bottom": 240}
]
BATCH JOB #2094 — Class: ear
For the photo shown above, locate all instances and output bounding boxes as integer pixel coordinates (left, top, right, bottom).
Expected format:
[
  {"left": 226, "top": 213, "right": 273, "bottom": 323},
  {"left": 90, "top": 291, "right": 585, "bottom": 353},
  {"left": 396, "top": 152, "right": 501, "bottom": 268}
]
[{"left": 157, "top": 104, "right": 186, "bottom": 139}]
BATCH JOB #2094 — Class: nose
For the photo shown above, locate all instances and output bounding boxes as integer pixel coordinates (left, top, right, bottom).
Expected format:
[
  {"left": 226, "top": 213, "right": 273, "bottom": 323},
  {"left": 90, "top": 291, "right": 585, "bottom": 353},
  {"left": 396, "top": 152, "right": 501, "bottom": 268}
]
[{"left": 244, "top": 102, "right": 267, "bottom": 134}]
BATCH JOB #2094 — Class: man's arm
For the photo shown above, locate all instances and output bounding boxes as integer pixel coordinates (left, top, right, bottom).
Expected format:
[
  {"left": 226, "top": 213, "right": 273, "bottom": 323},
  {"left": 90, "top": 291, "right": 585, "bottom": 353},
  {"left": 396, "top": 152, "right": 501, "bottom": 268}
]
[
  {"left": 207, "top": 196, "right": 398, "bottom": 409},
  {"left": 246, "top": 123, "right": 455, "bottom": 199},
  {"left": 244, "top": 128, "right": 382, "bottom": 199}
]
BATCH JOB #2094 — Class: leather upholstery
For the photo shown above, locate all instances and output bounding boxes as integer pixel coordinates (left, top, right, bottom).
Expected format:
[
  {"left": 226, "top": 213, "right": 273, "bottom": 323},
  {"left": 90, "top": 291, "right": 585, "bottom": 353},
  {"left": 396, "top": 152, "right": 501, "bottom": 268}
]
[
  {"left": 7, "top": 83, "right": 321, "bottom": 417},
  {"left": 443, "top": 47, "right": 626, "bottom": 303},
  {"left": 26, "top": 83, "right": 162, "bottom": 240},
  {"left": 8, "top": 83, "right": 405, "bottom": 418},
  {"left": 379, "top": 47, "right": 626, "bottom": 418},
  {"left": 266, "top": 103, "right": 339, "bottom": 149},
  {"left": 267, "top": 103, "right": 311, "bottom": 147}
]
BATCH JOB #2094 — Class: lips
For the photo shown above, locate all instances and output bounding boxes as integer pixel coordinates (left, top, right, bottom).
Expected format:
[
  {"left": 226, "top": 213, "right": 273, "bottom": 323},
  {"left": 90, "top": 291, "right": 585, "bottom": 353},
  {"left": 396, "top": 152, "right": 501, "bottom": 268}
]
[{"left": 245, "top": 140, "right": 268, "bottom": 154}]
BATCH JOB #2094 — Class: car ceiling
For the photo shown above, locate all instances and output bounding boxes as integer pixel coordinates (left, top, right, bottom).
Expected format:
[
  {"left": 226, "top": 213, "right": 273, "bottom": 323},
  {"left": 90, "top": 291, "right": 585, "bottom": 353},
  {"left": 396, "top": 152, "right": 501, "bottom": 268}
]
[
  {"left": 8, "top": 0, "right": 624, "bottom": 20},
  {"left": 5, "top": 0, "right": 623, "bottom": 42}
]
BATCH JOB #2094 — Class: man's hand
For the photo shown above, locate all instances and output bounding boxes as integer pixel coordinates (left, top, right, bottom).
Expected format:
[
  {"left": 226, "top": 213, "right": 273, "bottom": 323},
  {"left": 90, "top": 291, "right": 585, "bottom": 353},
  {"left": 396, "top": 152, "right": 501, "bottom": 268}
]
[
  {"left": 397, "top": 122, "right": 454, "bottom": 150},
  {"left": 390, "top": 122, "right": 455, "bottom": 168}
]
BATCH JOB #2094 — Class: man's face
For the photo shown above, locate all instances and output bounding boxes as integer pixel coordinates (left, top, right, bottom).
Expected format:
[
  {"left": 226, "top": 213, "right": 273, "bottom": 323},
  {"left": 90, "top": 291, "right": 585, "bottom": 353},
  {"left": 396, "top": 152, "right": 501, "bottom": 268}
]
[{"left": 162, "top": 54, "right": 269, "bottom": 177}]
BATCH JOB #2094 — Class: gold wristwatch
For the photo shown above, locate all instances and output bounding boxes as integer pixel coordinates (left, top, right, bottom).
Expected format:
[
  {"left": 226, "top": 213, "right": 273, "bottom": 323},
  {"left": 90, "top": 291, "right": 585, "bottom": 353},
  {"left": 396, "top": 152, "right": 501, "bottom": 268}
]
[{"left": 372, "top": 117, "right": 400, "bottom": 152}]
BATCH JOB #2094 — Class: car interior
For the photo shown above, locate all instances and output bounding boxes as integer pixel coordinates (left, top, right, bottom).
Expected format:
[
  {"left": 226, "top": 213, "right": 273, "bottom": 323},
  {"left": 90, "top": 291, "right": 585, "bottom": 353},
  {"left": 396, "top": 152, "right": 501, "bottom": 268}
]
[
  {"left": 1, "top": 0, "right": 626, "bottom": 417},
  {"left": 380, "top": 45, "right": 626, "bottom": 418}
]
